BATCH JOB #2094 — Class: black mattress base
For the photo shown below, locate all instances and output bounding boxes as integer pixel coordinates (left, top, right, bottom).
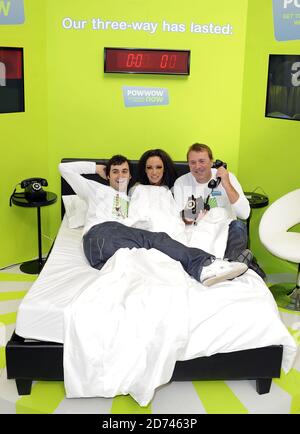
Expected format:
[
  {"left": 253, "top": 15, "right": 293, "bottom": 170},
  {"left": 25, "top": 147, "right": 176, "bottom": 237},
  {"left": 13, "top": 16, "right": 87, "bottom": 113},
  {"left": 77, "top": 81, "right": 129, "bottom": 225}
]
[{"left": 6, "top": 332, "right": 283, "bottom": 396}]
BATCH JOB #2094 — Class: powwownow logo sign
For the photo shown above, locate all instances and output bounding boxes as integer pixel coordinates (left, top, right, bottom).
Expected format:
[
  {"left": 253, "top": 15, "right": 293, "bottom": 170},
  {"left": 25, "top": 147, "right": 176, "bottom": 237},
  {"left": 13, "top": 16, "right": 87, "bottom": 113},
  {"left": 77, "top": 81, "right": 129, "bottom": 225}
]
[
  {"left": 123, "top": 86, "right": 169, "bottom": 107},
  {"left": 0, "top": 0, "right": 25, "bottom": 25},
  {"left": 273, "top": 0, "right": 300, "bottom": 40}
]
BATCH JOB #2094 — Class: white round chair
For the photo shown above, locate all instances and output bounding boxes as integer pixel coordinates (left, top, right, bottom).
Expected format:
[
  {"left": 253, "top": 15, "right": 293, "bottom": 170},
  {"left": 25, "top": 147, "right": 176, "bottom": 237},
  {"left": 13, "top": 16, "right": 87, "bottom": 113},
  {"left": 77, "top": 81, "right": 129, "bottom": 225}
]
[{"left": 259, "top": 189, "right": 300, "bottom": 311}]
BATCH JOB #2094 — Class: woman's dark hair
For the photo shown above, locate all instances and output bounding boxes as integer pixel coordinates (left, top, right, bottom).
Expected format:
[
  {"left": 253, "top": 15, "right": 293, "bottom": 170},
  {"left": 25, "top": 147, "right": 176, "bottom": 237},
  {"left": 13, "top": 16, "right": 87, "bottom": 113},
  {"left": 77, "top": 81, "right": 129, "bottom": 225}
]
[{"left": 137, "top": 149, "right": 178, "bottom": 189}]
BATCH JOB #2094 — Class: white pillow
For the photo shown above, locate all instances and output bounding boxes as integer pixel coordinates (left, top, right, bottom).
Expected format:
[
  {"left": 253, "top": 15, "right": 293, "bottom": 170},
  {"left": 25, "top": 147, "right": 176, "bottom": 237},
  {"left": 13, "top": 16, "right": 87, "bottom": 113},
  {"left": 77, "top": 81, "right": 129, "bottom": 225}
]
[{"left": 62, "top": 195, "right": 87, "bottom": 228}]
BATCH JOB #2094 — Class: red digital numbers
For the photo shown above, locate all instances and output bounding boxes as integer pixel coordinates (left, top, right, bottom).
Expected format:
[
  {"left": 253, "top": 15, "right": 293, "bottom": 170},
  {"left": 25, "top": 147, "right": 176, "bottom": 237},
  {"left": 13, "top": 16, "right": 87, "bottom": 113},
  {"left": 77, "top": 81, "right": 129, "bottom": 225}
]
[
  {"left": 126, "top": 53, "right": 143, "bottom": 68},
  {"left": 125, "top": 53, "right": 177, "bottom": 70},
  {"left": 105, "top": 48, "right": 190, "bottom": 75},
  {"left": 160, "top": 54, "right": 177, "bottom": 69}
]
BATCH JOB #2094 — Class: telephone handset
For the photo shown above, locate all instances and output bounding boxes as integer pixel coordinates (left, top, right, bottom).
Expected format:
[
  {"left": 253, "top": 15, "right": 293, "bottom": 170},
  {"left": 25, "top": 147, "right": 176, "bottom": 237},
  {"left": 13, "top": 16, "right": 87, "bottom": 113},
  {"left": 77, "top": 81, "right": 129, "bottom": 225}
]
[
  {"left": 21, "top": 178, "right": 48, "bottom": 202},
  {"left": 21, "top": 177, "right": 48, "bottom": 189},
  {"left": 204, "top": 160, "right": 227, "bottom": 211},
  {"left": 208, "top": 159, "right": 227, "bottom": 190}
]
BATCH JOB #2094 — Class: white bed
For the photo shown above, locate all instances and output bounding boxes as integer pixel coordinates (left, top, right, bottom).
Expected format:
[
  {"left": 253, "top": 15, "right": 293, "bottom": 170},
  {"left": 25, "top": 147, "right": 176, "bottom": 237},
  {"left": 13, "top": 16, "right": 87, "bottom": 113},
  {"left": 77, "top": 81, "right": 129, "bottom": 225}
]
[
  {"left": 12, "top": 161, "right": 297, "bottom": 406},
  {"left": 16, "top": 217, "right": 296, "bottom": 370}
]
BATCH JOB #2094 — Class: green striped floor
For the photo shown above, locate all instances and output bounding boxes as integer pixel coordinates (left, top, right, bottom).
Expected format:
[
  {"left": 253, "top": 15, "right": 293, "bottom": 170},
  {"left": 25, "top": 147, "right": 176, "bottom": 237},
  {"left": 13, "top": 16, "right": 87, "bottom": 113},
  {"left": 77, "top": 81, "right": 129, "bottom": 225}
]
[{"left": 0, "top": 268, "right": 299, "bottom": 414}]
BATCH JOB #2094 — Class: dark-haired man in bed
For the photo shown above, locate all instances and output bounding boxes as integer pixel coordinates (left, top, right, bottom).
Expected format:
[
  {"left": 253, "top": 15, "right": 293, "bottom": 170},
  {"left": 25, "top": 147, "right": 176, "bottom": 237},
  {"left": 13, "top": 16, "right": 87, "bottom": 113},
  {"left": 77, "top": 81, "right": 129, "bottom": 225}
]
[{"left": 59, "top": 155, "right": 247, "bottom": 287}]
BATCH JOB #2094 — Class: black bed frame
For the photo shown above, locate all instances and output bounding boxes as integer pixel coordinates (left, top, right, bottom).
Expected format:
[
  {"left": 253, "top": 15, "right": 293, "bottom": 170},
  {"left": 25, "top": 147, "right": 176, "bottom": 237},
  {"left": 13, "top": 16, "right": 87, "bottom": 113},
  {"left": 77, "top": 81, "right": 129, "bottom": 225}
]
[{"left": 6, "top": 158, "right": 283, "bottom": 397}]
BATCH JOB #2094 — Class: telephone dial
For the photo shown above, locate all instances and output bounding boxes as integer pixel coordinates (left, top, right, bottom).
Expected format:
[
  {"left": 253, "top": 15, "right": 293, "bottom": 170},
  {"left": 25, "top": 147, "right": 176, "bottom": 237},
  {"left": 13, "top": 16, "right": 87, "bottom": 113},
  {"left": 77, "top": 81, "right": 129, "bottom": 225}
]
[{"left": 21, "top": 178, "right": 48, "bottom": 202}]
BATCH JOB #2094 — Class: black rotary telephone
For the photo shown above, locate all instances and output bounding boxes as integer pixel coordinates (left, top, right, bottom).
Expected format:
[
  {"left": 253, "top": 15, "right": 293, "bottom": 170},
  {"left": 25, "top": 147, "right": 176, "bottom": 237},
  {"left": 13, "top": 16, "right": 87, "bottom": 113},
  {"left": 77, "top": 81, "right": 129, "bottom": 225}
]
[
  {"left": 9, "top": 178, "right": 48, "bottom": 206},
  {"left": 21, "top": 178, "right": 48, "bottom": 202}
]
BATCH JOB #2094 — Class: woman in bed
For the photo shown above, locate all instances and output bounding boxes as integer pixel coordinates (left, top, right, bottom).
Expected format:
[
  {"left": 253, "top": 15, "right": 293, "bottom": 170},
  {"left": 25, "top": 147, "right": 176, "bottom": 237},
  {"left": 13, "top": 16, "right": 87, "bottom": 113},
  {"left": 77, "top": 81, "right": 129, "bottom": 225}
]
[
  {"left": 135, "top": 148, "right": 178, "bottom": 189},
  {"left": 127, "top": 149, "right": 182, "bottom": 240}
]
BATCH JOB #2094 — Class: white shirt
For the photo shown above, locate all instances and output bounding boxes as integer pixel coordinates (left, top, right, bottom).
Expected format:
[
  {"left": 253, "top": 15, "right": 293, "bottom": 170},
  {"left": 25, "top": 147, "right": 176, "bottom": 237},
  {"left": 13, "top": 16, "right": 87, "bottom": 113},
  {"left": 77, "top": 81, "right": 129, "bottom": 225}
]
[
  {"left": 59, "top": 161, "right": 131, "bottom": 234},
  {"left": 173, "top": 170, "right": 250, "bottom": 221}
]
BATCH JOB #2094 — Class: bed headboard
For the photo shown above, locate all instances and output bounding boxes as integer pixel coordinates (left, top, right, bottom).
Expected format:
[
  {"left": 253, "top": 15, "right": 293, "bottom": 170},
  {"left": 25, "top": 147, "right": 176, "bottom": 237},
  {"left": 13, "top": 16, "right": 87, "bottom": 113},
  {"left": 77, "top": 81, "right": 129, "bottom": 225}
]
[{"left": 60, "top": 157, "right": 190, "bottom": 218}]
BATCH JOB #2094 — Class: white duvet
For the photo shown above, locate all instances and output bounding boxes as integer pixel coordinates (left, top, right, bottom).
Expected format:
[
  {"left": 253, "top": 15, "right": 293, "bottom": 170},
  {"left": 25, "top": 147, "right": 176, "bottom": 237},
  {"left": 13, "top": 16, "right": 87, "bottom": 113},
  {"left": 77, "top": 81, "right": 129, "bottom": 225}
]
[
  {"left": 63, "top": 247, "right": 296, "bottom": 406},
  {"left": 63, "top": 248, "right": 190, "bottom": 406},
  {"left": 62, "top": 185, "right": 297, "bottom": 406},
  {"left": 129, "top": 185, "right": 230, "bottom": 257}
]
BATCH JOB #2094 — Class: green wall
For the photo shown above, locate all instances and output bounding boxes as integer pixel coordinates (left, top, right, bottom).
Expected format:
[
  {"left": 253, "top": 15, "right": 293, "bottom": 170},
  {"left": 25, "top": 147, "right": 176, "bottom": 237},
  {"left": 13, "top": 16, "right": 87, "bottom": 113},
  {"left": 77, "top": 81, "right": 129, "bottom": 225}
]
[
  {"left": 45, "top": 0, "right": 248, "bottom": 234},
  {"left": 239, "top": 0, "right": 300, "bottom": 274},
  {"left": 1, "top": 0, "right": 299, "bottom": 273},
  {"left": 0, "top": 0, "right": 51, "bottom": 267}
]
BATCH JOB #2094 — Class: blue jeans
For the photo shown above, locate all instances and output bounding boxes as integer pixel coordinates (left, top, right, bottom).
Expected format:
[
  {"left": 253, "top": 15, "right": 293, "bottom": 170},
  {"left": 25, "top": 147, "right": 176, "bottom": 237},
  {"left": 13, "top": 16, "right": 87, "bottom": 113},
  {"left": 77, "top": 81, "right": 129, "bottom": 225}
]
[
  {"left": 224, "top": 220, "right": 266, "bottom": 279},
  {"left": 224, "top": 220, "right": 248, "bottom": 260},
  {"left": 83, "top": 221, "right": 214, "bottom": 282}
]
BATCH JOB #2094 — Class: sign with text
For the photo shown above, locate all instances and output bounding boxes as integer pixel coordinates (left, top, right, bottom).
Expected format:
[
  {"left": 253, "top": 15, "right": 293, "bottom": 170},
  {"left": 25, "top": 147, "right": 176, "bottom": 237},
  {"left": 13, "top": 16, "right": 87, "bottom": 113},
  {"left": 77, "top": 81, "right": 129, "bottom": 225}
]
[
  {"left": 0, "top": 0, "right": 25, "bottom": 25},
  {"left": 61, "top": 16, "right": 233, "bottom": 37},
  {"left": 273, "top": 0, "right": 300, "bottom": 41},
  {"left": 123, "top": 86, "right": 169, "bottom": 107}
]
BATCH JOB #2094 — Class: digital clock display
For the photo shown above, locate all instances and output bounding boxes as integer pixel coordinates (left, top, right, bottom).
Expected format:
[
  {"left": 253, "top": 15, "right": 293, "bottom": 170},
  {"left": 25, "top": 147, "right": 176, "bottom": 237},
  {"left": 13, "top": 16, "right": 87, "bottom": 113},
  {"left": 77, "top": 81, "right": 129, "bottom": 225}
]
[{"left": 104, "top": 48, "right": 190, "bottom": 75}]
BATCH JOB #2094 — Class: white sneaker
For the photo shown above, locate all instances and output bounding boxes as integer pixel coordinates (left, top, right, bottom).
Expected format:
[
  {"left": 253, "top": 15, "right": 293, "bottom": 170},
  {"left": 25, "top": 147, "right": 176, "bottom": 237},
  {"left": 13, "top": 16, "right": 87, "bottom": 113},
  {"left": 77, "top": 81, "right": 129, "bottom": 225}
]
[{"left": 200, "top": 259, "right": 248, "bottom": 287}]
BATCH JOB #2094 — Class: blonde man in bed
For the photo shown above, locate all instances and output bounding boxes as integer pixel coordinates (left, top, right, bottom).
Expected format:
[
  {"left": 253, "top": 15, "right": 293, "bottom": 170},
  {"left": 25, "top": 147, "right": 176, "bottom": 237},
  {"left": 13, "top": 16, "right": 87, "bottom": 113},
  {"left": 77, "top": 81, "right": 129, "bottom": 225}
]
[
  {"left": 173, "top": 143, "right": 266, "bottom": 279},
  {"left": 59, "top": 155, "right": 247, "bottom": 287}
]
